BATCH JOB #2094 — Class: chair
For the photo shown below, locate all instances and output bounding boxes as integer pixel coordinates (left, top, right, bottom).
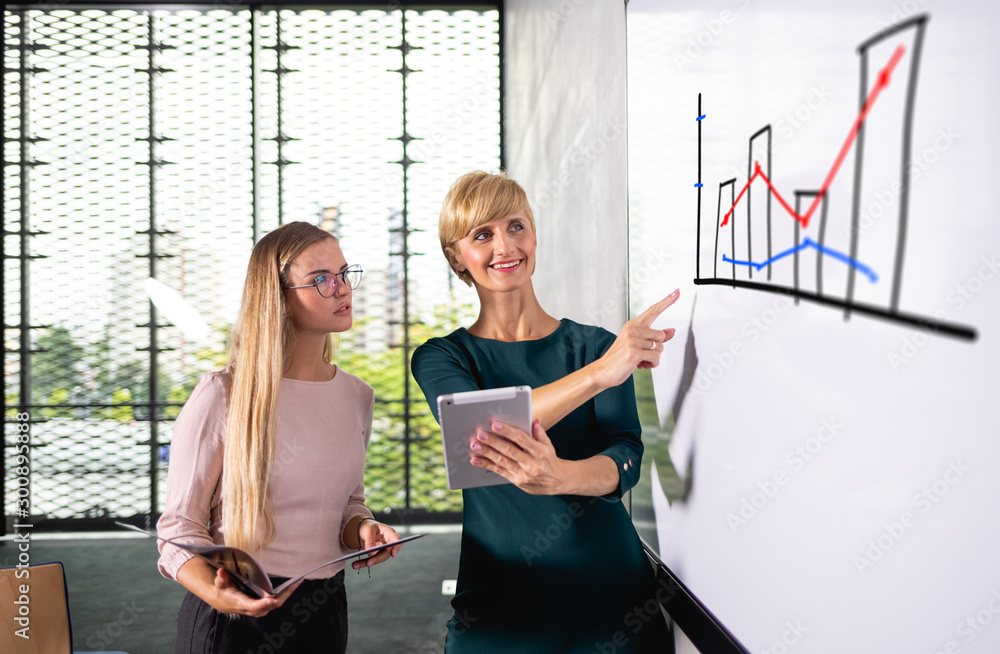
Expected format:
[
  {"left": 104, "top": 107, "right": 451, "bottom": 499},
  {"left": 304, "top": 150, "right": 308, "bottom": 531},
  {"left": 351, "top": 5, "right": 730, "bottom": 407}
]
[{"left": 0, "top": 561, "right": 129, "bottom": 654}]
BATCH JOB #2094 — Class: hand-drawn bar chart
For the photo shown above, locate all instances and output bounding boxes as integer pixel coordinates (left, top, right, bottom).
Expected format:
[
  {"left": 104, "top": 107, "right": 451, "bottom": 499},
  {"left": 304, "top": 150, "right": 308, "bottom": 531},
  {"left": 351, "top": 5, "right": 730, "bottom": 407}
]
[{"left": 692, "top": 15, "right": 977, "bottom": 341}]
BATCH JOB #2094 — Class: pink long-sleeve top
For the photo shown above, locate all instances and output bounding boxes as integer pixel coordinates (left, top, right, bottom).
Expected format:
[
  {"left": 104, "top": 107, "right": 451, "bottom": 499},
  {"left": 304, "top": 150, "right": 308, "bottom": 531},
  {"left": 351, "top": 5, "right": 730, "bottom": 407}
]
[{"left": 156, "top": 367, "right": 376, "bottom": 581}]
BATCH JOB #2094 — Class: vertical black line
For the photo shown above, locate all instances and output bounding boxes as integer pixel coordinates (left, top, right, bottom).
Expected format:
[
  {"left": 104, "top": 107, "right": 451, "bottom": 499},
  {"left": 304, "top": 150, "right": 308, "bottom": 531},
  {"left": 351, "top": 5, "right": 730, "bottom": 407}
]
[
  {"left": 623, "top": 0, "right": 633, "bottom": 487},
  {"left": 400, "top": 7, "right": 411, "bottom": 512},
  {"left": 1, "top": 11, "right": 9, "bottom": 536},
  {"left": 844, "top": 49, "right": 868, "bottom": 321},
  {"left": 1, "top": 13, "right": 9, "bottom": 429},
  {"left": 714, "top": 179, "right": 738, "bottom": 282},
  {"left": 890, "top": 19, "right": 925, "bottom": 312},
  {"left": 729, "top": 182, "right": 735, "bottom": 283},
  {"left": 276, "top": 11, "right": 284, "bottom": 226},
  {"left": 250, "top": 8, "right": 260, "bottom": 244},
  {"left": 696, "top": 93, "right": 701, "bottom": 280},
  {"left": 145, "top": 12, "right": 160, "bottom": 524},
  {"left": 766, "top": 127, "right": 773, "bottom": 281},
  {"left": 794, "top": 219, "right": 800, "bottom": 303},
  {"left": 624, "top": 1, "right": 631, "bottom": 350},
  {"left": 748, "top": 126, "right": 771, "bottom": 284},
  {"left": 7, "top": 8, "right": 32, "bottom": 536},
  {"left": 816, "top": 192, "right": 828, "bottom": 297},
  {"left": 497, "top": 1, "right": 505, "bottom": 172},
  {"left": 793, "top": 193, "right": 806, "bottom": 305},
  {"left": 622, "top": 0, "right": 631, "bottom": 513},
  {"left": 17, "top": 10, "right": 31, "bottom": 428},
  {"left": 714, "top": 182, "right": 722, "bottom": 278},
  {"left": 746, "top": 132, "right": 752, "bottom": 280}
]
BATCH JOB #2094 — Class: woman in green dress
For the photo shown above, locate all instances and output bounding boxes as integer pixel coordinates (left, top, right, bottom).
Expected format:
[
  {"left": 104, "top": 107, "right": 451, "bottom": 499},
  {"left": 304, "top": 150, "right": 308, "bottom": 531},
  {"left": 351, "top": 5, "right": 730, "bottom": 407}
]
[{"left": 412, "top": 170, "right": 680, "bottom": 652}]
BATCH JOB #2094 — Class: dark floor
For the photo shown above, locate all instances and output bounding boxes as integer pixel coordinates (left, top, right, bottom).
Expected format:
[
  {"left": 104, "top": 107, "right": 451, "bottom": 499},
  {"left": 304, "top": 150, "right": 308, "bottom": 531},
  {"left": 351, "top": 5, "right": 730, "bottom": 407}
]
[{"left": 0, "top": 526, "right": 460, "bottom": 653}]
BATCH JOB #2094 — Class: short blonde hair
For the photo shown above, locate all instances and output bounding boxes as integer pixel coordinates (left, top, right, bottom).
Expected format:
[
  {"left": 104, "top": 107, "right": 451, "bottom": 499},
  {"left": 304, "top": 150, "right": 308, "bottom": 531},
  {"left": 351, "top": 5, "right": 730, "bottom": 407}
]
[{"left": 439, "top": 170, "right": 536, "bottom": 286}]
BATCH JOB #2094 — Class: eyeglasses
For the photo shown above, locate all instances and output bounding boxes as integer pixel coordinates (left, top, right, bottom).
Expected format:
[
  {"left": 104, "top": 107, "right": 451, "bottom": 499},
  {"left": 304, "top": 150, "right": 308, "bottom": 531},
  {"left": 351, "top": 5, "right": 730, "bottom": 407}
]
[{"left": 284, "top": 265, "right": 364, "bottom": 297}]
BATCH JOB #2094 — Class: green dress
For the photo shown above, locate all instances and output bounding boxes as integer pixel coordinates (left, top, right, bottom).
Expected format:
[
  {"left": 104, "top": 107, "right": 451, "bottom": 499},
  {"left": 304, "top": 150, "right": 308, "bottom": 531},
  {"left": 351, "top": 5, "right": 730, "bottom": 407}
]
[{"left": 412, "top": 319, "right": 669, "bottom": 653}]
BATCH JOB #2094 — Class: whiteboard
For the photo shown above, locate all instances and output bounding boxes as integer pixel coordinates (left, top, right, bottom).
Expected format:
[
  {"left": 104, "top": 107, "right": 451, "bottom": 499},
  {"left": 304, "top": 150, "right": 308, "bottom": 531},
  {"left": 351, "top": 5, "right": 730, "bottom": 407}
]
[{"left": 626, "top": 1, "right": 1000, "bottom": 653}]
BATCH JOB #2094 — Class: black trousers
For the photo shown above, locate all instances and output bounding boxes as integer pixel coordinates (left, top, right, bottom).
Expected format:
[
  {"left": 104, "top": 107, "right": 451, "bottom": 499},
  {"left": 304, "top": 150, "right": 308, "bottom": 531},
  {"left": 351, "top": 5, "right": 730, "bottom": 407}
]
[{"left": 173, "top": 571, "right": 348, "bottom": 654}]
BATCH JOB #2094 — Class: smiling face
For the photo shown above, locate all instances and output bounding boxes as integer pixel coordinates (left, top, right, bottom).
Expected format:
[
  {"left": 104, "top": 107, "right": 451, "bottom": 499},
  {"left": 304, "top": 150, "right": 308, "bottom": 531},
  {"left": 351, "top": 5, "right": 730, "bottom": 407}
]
[
  {"left": 282, "top": 238, "right": 354, "bottom": 335},
  {"left": 446, "top": 209, "right": 537, "bottom": 293}
]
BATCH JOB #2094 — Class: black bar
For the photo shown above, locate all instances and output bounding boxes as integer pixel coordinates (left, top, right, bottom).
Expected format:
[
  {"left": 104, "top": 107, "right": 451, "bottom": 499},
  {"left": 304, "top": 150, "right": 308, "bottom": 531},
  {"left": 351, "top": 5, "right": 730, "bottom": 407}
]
[
  {"left": 816, "top": 189, "right": 829, "bottom": 297},
  {"left": 0, "top": 10, "right": 6, "bottom": 538},
  {"left": 714, "top": 179, "right": 736, "bottom": 281},
  {"left": 640, "top": 539, "right": 751, "bottom": 654},
  {"left": 144, "top": 12, "right": 160, "bottom": 528},
  {"left": 250, "top": 8, "right": 260, "bottom": 244},
  {"left": 856, "top": 13, "right": 928, "bottom": 52},
  {"left": 713, "top": 182, "right": 722, "bottom": 278},
  {"left": 889, "top": 16, "right": 927, "bottom": 312},
  {"left": 4, "top": 9, "right": 35, "bottom": 538},
  {"left": 844, "top": 44, "right": 868, "bottom": 321},
  {"left": 276, "top": 10, "right": 284, "bottom": 226},
  {"left": 19, "top": 10, "right": 35, "bottom": 536},
  {"left": 748, "top": 125, "right": 772, "bottom": 281},
  {"left": 695, "top": 93, "right": 701, "bottom": 280},
  {"left": 725, "top": 180, "right": 735, "bottom": 282},
  {"left": 746, "top": 133, "right": 751, "bottom": 279},
  {"left": 497, "top": 0, "right": 505, "bottom": 173},
  {"left": 694, "top": 277, "right": 978, "bottom": 341},
  {"left": 18, "top": 8, "right": 32, "bottom": 456},
  {"left": 793, "top": 213, "right": 800, "bottom": 303},
  {"left": 399, "top": 9, "right": 412, "bottom": 510},
  {"left": 846, "top": 15, "right": 927, "bottom": 319}
]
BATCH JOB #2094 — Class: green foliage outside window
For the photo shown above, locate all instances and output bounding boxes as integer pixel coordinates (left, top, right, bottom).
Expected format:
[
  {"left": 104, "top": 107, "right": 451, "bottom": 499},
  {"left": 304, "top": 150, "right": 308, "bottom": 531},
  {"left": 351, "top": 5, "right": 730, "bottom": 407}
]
[
  {"left": 17, "top": 302, "right": 476, "bottom": 515},
  {"left": 338, "top": 299, "right": 477, "bottom": 514}
]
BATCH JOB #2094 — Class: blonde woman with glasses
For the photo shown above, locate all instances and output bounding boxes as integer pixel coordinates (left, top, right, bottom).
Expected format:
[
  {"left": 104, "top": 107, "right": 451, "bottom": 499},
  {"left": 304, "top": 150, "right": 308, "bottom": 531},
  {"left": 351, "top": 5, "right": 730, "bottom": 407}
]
[
  {"left": 413, "top": 171, "right": 678, "bottom": 652},
  {"left": 157, "top": 221, "right": 401, "bottom": 653}
]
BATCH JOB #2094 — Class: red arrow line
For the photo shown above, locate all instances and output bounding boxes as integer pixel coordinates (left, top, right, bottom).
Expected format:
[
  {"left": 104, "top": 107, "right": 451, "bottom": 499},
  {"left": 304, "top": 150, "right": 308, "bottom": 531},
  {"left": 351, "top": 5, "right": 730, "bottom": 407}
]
[{"left": 720, "top": 43, "right": 906, "bottom": 230}]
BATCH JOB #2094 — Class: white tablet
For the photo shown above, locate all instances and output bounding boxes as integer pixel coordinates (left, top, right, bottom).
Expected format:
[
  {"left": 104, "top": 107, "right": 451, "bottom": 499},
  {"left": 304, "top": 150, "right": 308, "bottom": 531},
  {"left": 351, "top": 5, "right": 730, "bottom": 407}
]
[{"left": 437, "top": 386, "right": 532, "bottom": 490}]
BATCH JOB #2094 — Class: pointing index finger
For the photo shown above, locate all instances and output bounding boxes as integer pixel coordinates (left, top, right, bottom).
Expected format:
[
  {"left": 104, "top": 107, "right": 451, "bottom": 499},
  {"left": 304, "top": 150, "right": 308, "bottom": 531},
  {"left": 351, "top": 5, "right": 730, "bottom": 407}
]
[{"left": 635, "top": 289, "right": 680, "bottom": 327}]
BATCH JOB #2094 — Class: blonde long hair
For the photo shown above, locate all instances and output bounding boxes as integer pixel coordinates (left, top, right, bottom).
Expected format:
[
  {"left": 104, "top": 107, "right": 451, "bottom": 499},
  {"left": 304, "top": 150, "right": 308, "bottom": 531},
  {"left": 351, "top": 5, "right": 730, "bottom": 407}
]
[{"left": 223, "top": 221, "right": 337, "bottom": 554}]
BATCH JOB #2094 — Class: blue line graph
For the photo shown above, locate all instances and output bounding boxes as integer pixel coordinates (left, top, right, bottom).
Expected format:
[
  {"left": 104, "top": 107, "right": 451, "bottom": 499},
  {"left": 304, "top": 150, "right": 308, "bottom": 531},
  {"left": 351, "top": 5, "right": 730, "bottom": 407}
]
[{"left": 722, "top": 237, "right": 879, "bottom": 283}]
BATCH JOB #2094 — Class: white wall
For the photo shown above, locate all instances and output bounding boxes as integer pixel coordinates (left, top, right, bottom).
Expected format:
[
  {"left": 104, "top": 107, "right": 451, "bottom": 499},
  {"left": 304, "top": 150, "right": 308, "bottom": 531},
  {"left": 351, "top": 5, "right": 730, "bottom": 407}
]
[{"left": 504, "top": 0, "right": 628, "bottom": 331}]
